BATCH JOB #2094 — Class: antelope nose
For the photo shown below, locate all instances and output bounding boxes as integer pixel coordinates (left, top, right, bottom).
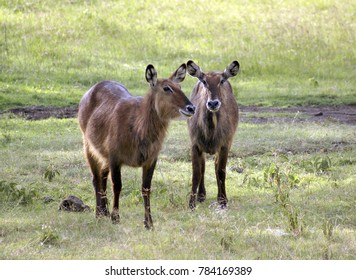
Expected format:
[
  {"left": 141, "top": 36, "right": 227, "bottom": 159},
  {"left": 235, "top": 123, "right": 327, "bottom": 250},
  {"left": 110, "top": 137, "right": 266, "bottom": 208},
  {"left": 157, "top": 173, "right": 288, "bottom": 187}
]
[
  {"left": 207, "top": 99, "right": 221, "bottom": 111},
  {"left": 186, "top": 104, "right": 196, "bottom": 115}
]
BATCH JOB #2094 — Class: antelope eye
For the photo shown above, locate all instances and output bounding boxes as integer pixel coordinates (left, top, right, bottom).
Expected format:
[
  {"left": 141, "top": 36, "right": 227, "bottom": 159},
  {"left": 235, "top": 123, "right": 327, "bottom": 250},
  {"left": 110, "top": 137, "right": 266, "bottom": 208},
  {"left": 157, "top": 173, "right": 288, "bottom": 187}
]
[
  {"left": 163, "top": 86, "right": 173, "bottom": 93},
  {"left": 220, "top": 79, "right": 226, "bottom": 85},
  {"left": 201, "top": 80, "right": 208, "bottom": 87}
]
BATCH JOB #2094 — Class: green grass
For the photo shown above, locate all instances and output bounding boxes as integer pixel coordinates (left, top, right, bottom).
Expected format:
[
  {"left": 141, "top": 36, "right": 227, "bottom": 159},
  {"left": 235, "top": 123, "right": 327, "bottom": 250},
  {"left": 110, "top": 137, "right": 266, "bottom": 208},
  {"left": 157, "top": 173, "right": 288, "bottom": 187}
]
[
  {"left": 0, "top": 116, "right": 355, "bottom": 259},
  {"left": 0, "top": 0, "right": 355, "bottom": 260},
  {"left": 1, "top": 0, "right": 355, "bottom": 111}
]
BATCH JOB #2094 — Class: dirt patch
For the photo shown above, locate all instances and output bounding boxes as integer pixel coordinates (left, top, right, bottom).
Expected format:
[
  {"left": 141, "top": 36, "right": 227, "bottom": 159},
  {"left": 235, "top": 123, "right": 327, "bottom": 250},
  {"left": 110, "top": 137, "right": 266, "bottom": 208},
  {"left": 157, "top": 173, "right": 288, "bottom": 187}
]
[
  {"left": 240, "top": 105, "right": 356, "bottom": 125},
  {"left": 5, "top": 106, "right": 78, "bottom": 120},
  {"left": 2, "top": 105, "right": 356, "bottom": 125}
]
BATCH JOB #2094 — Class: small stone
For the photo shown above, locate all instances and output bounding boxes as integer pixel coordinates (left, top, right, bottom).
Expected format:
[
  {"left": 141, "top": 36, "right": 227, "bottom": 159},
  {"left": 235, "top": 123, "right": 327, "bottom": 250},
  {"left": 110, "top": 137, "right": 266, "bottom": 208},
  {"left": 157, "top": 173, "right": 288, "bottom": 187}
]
[{"left": 59, "top": 195, "right": 90, "bottom": 212}]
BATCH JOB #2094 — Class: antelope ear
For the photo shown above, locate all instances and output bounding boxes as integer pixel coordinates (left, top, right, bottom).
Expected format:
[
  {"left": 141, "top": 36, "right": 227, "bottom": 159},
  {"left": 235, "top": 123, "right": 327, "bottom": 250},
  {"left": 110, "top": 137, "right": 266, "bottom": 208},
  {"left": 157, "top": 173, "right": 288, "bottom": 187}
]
[
  {"left": 187, "top": 60, "right": 203, "bottom": 79},
  {"left": 169, "top": 63, "right": 186, "bottom": 83},
  {"left": 223, "top": 60, "right": 240, "bottom": 79},
  {"left": 145, "top": 64, "right": 157, "bottom": 87}
]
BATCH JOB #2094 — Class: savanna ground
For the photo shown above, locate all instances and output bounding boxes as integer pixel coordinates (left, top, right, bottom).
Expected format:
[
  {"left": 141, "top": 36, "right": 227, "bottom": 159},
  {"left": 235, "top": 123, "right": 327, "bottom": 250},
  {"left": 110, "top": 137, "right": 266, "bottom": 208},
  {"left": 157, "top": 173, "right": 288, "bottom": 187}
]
[{"left": 0, "top": 0, "right": 355, "bottom": 260}]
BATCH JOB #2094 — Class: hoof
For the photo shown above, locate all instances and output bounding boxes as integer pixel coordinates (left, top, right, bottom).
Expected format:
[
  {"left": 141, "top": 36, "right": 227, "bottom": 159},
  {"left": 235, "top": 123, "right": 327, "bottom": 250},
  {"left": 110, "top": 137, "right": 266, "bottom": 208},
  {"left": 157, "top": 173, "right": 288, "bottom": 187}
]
[
  {"left": 144, "top": 220, "right": 153, "bottom": 230},
  {"left": 189, "top": 194, "right": 197, "bottom": 210},
  {"left": 111, "top": 211, "right": 120, "bottom": 224},
  {"left": 197, "top": 194, "right": 206, "bottom": 203},
  {"left": 96, "top": 207, "right": 110, "bottom": 218},
  {"left": 218, "top": 196, "right": 228, "bottom": 207},
  {"left": 220, "top": 203, "right": 227, "bottom": 209},
  {"left": 218, "top": 201, "right": 228, "bottom": 209},
  {"left": 189, "top": 200, "right": 196, "bottom": 210}
]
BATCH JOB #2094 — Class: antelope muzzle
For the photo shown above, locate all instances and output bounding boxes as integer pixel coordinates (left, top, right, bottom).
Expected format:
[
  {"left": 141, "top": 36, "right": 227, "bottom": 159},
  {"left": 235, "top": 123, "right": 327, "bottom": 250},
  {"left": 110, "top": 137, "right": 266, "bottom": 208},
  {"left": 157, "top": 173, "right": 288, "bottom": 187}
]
[
  {"left": 206, "top": 99, "right": 221, "bottom": 112},
  {"left": 180, "top": 104, "right": 196, "bottom": 117}
]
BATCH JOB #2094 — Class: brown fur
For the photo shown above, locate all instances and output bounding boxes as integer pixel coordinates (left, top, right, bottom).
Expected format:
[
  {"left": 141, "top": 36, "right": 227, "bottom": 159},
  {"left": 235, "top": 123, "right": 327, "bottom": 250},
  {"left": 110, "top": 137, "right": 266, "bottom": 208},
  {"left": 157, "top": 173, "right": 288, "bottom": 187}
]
[
  {"left": 78, "top": 64, "right": 195, "bottom": 229},
  {"left": 186, "top": 60, "right": 240, "bottom": 209}
]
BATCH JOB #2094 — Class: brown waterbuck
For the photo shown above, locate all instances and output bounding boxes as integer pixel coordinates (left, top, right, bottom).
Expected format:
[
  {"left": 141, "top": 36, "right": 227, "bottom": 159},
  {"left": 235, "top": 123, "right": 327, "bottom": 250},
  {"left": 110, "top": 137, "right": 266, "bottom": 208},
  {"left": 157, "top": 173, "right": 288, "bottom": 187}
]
[
  {"left": 78, "top": 64, "right": 195, "bottom": 229},
  {"left": 186, "top": 60, "right": 240, "bottom": 210}
]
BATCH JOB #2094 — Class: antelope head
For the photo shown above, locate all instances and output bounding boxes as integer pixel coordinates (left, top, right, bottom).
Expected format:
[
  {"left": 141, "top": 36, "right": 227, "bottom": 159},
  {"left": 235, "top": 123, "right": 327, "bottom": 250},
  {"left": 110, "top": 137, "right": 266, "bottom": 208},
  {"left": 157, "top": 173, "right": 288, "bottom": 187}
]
[
  {"left": 145, "top": 64, "right": 196, "bottom": 118},
  {"left": 187, "top": 60, "right": 240, "bottom": 112}
]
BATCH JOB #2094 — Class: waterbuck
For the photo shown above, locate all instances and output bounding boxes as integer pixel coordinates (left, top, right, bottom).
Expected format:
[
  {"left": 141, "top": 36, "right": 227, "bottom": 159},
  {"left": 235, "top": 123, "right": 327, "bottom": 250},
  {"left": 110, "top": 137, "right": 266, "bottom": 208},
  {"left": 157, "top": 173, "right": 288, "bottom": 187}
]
[
  {"left": 78, "top": 64, "right": 195, "bottom": 229},
  {"left": 186, "top": 60, "right": 240, "bottom": 209}
]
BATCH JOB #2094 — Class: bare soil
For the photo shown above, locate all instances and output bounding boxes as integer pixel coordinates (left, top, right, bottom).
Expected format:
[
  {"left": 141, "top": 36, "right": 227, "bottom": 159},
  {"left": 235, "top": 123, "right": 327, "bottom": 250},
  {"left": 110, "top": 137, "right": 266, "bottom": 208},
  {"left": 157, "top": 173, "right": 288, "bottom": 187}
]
[
  {"left": 2, "top": 105, "right": 356, "bottom": 125},
  {"left": 239, "top": 105, "right": 356, "bottom": 125},
  {"left": 5, "top": 106, "right": 78, "bottom": 121}
]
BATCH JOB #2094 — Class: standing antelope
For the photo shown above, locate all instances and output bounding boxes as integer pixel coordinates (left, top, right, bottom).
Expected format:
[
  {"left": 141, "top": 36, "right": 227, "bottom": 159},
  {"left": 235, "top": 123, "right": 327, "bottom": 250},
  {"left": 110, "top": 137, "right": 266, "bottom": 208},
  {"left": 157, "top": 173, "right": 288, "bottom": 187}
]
[
  {"left": 186, "top": 60, "right": 240, "bottom": 209},
  {"left": 78, "top": 64, "right": 195, "bottom": 229}
]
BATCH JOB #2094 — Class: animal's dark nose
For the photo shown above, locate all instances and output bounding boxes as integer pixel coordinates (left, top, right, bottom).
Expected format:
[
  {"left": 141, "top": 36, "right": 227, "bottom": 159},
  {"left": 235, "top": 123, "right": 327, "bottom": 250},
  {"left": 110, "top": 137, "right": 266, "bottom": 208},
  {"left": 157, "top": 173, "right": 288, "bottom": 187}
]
[
  {"left": 207, "top": 99, "right": 221, "bottom": 111},
  {"left": 186, "top": 104, "right": 196, "bottom": 115}
]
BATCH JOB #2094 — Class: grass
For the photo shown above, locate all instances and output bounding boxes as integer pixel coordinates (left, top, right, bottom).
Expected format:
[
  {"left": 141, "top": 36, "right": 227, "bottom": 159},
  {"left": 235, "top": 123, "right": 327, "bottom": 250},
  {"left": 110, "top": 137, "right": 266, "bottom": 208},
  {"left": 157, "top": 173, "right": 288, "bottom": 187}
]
[
  {"left": 0, "top": 0, "right": 355, "bottom": 111},
  {"left": 0, "top": 0, "right": 355, "bottom": 260},
  {"left": 0, "top": 116, "right": 355, "bottom": 259}
]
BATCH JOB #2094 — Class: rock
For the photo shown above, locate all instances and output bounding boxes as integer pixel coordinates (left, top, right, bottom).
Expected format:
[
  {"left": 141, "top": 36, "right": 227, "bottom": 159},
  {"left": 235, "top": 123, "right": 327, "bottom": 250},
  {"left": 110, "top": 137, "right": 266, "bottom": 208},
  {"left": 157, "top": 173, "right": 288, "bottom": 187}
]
[{"left": 59, "top": 195, "right": 90, "bottom": 212}]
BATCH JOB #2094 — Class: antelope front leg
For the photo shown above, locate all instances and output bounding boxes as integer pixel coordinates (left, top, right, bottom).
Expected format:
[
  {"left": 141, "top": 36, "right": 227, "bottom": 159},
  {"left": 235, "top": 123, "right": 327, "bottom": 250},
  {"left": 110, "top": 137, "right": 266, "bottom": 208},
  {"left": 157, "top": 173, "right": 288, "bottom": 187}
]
[
  {"left": 86, "top": 148, "right": 109, "bottom": 217},
  {"left": 197, "top": 153, "right": 206, "bottom": 203},
  {"left": 142, "top": 160, "right": 157, "bottom": 230},
  {"left": 215, "top": 147, "right": 229, "bottom": 208},
  {"left": 93, "top": 173, "right": 109, "bottom": 217},
  {"left": 110, "top": 163, "right": 122, "bottom": 224},
  {"left": 96, "top": 169, "right": 110, "bottom": 217},
  {"left": 190, "top": 145, "right": 204, "bottom": 209}
]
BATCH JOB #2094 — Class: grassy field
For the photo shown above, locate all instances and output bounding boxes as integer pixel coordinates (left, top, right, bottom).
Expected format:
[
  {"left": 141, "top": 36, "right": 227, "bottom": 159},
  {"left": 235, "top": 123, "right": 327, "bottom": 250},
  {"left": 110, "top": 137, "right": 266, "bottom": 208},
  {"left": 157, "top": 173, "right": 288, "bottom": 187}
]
[
  {"left": 0, "top": 116, "right": 355, "bottom": 259},
  {"left": 0, "top": 0, "right": 355, "bottom": 260},
  {"left": 0, "top": 0, "right": 355, "bottom": 110}
]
